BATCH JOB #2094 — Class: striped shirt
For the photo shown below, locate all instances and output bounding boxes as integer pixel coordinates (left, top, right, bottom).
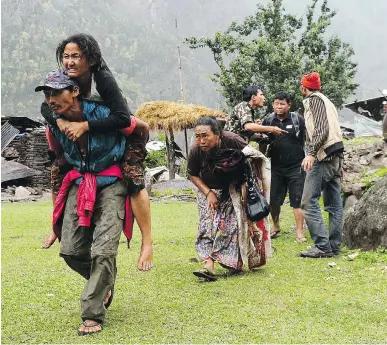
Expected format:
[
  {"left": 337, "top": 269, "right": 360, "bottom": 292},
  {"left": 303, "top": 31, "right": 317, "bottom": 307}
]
[{"left": 307, "top": 96, "right": 329, "bottom": 158}]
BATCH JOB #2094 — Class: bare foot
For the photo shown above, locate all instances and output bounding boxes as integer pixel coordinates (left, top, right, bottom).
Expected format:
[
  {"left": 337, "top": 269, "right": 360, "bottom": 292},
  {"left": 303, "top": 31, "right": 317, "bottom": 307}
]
[
  {"left": 78, "top": 320, "right": 102, "bottom": 336},
  {"left": 137, "top": 244, "right": 153, "bottom": 271},
  {"left": 296, "top": 230, "right": 307, "bottom": 243},
  {"left": 42, "top": 232, "right": 58, "bottom": 249}
]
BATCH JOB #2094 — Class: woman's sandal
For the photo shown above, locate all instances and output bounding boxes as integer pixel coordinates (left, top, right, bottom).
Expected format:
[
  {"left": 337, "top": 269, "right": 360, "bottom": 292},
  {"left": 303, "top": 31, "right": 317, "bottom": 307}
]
[
  {"left": 270, "top": 228, "right": 281, "bottom": 239},
  {"left": 193, "top": 267, "right": 217, "bottom": 281},
  {"left": 78, "top": 320, "right": 103, "bottom": 336}
]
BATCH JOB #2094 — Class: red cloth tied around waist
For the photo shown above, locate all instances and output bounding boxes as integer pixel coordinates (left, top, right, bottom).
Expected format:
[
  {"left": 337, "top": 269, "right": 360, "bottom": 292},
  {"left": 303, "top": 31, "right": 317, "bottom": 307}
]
[{"left": 52, "top": 165, "right": 134, "bottom": 242}]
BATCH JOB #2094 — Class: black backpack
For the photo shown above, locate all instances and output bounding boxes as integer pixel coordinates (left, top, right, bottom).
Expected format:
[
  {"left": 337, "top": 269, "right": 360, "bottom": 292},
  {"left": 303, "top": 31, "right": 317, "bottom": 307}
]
[
  {"left": 265, "top": 111, "right": 300, "bottom": 138},
  {"left": 263, "top": 112, "right": 301, "bottom": 157}
]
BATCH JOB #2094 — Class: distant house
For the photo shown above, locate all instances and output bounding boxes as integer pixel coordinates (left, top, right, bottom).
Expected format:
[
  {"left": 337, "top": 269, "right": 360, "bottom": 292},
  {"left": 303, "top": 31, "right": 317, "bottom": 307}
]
[{"left": 344, "top": 95, "right": 386, "bottom": 122}]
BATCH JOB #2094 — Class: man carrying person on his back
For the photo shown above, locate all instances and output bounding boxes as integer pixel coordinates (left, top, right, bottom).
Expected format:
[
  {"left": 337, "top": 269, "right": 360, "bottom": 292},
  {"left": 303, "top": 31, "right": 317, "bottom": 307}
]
[
  {"left": 35, "top": 69, "right": 152, "bottom": 335},
  {"left": 262, "top": 92, "right": 307, "bottom": 242}
]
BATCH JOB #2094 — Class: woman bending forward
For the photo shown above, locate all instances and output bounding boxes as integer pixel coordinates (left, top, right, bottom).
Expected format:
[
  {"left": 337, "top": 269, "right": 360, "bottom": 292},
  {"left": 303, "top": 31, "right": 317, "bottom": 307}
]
[{"left": 187, "top": 116, "right": 271, "bottom": 281}]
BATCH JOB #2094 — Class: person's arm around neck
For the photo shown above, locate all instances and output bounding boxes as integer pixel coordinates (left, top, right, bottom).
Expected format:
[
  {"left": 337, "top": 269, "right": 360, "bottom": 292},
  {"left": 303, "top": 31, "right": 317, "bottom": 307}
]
[{"left": 88, "top": 69, "right": 131, "bottom": 133}]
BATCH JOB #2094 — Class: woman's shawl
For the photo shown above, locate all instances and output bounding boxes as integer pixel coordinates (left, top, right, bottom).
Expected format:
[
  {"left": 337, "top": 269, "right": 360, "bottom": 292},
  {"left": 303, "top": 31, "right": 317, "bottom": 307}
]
[{"left": 230, "top": 145, "right": 271, "bottom": 268}]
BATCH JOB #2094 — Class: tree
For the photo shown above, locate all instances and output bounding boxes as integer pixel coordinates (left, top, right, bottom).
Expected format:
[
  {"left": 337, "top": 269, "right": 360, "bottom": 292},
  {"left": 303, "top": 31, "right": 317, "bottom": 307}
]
[{"left": 185, "top": 0, "right": 358, "bottom": 113}]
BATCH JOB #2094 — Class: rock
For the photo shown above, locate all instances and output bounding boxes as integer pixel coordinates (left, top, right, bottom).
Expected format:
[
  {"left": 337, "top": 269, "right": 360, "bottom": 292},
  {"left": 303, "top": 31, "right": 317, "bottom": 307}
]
[
  {"left": 145, "top": 166, "right": 168, "bottom": 186},
  {"left": 342, "top": 183, "right": 353, "bottom": 196},
  {"left": 351, "top": 183, "right": 366, "bottom": 199},
  {"left": 344, "top": 195, "right": 358, "bottom": 211},
  {"left": 357, "top": 148, "right": 370, "bottom": 156},
  {"left": 25, "top": 187, "right": 39, "bottom": 195},
  {"left": 359, "top": 157, "right": 369, "bottom": 165},
  {"left": 14, "top": 186, "right": 31, "bottom": 199},
  {"left": 343, "top": 175, "right": 387, "bottom": 250},
  {"left": 157, "top": 171, "right": 184, "bottom": 182},
  {"left": 370, "top": 140, "right": 385, "bottom": 154},
  {"left": 6, "top": 186, "right": 16, "bottom": 194},
  {"left": 347, "top": 252, "right": 359, "bottom": 261},
  {"left": 369, "top": 155, "right": 387, "bottom": 168}
]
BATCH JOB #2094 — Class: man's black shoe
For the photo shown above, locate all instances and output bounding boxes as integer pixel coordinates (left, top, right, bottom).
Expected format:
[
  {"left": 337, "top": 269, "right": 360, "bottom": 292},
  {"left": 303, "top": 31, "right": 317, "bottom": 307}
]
[{"left": 298, "top": 247, "right": 334, "bottom": 258}]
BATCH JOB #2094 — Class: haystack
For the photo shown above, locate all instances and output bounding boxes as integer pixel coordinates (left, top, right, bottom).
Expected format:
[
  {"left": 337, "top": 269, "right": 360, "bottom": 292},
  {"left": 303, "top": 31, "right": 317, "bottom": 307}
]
[{"left": 136, "top": 101, "right": 225, "bottom": 130}]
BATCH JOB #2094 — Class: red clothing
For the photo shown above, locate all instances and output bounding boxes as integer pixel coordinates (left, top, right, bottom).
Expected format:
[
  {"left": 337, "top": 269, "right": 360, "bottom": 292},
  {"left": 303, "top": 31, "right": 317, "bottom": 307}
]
[{"left": 53, "top": 165, "right": 134, "bottom": 242}]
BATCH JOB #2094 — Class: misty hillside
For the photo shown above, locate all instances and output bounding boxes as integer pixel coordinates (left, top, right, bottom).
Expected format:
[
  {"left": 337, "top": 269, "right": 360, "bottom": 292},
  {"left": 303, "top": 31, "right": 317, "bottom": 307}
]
[{"left": 1, "top": 0, "right": 386, "bottom": 118}]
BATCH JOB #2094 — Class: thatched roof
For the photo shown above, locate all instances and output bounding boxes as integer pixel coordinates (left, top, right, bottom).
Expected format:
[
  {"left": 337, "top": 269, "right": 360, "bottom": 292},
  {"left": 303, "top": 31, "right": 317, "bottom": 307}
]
[{"left": 135, "top": 101, "right": 225, "bottom": 130}]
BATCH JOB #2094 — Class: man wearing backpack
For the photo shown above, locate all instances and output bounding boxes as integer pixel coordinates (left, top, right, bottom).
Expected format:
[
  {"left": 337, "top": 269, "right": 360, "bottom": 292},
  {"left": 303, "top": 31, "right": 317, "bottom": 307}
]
[{"left": 262, "top": 92, "right": 307, "bottom": 242}]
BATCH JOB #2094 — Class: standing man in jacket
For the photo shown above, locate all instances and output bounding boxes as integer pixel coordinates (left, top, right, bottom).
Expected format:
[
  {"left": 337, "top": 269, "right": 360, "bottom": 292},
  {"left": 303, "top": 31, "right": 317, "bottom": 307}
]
[{"left": 299, "top": 72, "right": 344, "bottom": 258}]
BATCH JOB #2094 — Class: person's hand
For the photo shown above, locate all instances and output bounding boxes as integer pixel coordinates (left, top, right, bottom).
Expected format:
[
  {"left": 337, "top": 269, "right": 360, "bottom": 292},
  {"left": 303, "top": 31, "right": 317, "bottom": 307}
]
[
  {"left": 206, "top": 191, "right": 218, "bottom": 211},
  {"left": 64, "top": 122, "right": 89, "bottom": 141},
  {"left": 56, "top": 118, "right": 70, "bottom": 132},
  {"left": 137, "top": 243, "right": 153, "bottom": 271},
  {"left": 255, "top": 119, "right": 262, "bottom": 125},
  {"left": 301, "top": 155, "right": 315, "bottom": 172},
  {"left": 271, "top": 126, "right": 288, "bottom": 135}
]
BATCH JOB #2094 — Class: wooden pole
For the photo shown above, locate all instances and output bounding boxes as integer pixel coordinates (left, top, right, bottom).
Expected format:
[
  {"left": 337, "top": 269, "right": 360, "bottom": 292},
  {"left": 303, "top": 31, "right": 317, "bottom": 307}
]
[
  {"left": 165, "top": 127, "right": 176, "bottom": 180},
  {"left": 175, "top": 18, "right": 189, "bottom": 160}
]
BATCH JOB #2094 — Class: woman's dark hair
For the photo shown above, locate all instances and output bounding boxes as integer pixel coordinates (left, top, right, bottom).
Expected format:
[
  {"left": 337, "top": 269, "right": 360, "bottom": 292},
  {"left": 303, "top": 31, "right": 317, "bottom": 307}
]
[
  {"left": 195, "top": 116, "right": 221, "bottom": 135},
  {"left": 56, "top": 33, "right": 108, "bottom": 73},
  {"left": 243, "top": 85, "right": 264, "bottom": 102}
]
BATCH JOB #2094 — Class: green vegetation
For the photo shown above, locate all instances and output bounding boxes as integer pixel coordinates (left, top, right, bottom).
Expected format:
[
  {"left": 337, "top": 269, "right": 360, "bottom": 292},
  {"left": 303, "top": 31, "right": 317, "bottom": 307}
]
[
  {"left": 186, "top": 0, "right": 357, "bottom": 111},
  {"left": 144, "top": 149, "right": 168, "bottom": 169},
  {"left": 361, "top": 167, "right": 387, "bottom": 190},
  {"left": 344, "top": 136, "right": 382, "bottom": 146},
  {"left": 152, "top": 188, "right": 195, "bottom": 198},
  {"left": 2, "top": 200, "right": 387, "bottom": 343}
]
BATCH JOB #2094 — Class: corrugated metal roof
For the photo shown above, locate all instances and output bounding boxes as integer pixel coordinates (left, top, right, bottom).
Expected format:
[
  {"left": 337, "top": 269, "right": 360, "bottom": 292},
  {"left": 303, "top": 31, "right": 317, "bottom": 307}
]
[
  {"left": 1, "top": 122, "right": 20, "bottom": 152},
  {"left": 1, "top": 158, "right": 42, "bottom": 182}
]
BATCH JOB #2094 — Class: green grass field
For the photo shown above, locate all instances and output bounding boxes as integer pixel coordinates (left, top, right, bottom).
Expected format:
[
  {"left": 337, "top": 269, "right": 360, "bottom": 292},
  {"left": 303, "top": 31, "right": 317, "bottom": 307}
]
[{"left": 2, "top": 200, "right": 387, "bottom": 344}]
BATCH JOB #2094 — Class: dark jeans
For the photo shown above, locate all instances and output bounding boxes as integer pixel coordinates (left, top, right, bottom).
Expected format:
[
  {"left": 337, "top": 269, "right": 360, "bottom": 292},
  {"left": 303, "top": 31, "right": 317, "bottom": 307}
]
[
  {"left": 59, "top": 181, "right": 126, "bottom": 323},
  {"left": 301, "top": 156, "right": 343, "bottom": 253}
]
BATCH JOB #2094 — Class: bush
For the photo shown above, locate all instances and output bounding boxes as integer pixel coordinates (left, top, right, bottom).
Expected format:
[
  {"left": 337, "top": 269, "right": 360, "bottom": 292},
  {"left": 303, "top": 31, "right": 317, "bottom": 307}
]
[{"left": 144, "top": 149, "right": 168, "bottom": 169}]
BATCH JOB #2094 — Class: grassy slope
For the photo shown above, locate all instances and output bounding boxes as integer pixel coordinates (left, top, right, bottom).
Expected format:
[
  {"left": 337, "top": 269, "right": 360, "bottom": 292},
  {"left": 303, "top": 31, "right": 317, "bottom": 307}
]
[{"left": 1, "top": 201, "right": 386, "bottom": 344}]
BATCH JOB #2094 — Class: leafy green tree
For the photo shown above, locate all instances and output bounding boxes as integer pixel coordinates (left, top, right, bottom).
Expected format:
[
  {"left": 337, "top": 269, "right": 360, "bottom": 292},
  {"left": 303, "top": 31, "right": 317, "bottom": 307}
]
[{"left": 186, "top": 0, "right": 358, "bottom": 113}]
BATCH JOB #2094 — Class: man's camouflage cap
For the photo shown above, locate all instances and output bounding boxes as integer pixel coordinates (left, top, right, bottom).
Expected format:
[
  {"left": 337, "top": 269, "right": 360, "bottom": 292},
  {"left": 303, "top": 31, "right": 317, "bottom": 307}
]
[{"left": 35, "top": 69, "right": 78, "bottom": 92}]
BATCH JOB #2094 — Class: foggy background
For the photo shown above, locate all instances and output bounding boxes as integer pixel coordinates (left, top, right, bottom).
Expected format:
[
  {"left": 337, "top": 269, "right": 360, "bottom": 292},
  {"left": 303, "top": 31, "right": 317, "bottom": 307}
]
[{"left": 2, "top": 0, "right": 386, "bottom": 119}]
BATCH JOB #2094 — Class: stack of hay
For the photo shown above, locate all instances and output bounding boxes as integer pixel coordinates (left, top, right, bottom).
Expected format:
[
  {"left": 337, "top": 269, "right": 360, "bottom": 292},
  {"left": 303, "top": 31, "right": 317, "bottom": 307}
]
[{"left": 136, "top": 101, "right": 225, "bottom": 130}]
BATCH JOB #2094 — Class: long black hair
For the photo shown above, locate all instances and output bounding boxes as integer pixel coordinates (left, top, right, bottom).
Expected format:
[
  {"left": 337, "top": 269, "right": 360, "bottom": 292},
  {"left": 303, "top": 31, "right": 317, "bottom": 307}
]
[
  {"left": 195, "top": 116, "right": 221, "bottom": 135},
  {"left": 56, "top": 33, "right": 108, "bottom": 73}
]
